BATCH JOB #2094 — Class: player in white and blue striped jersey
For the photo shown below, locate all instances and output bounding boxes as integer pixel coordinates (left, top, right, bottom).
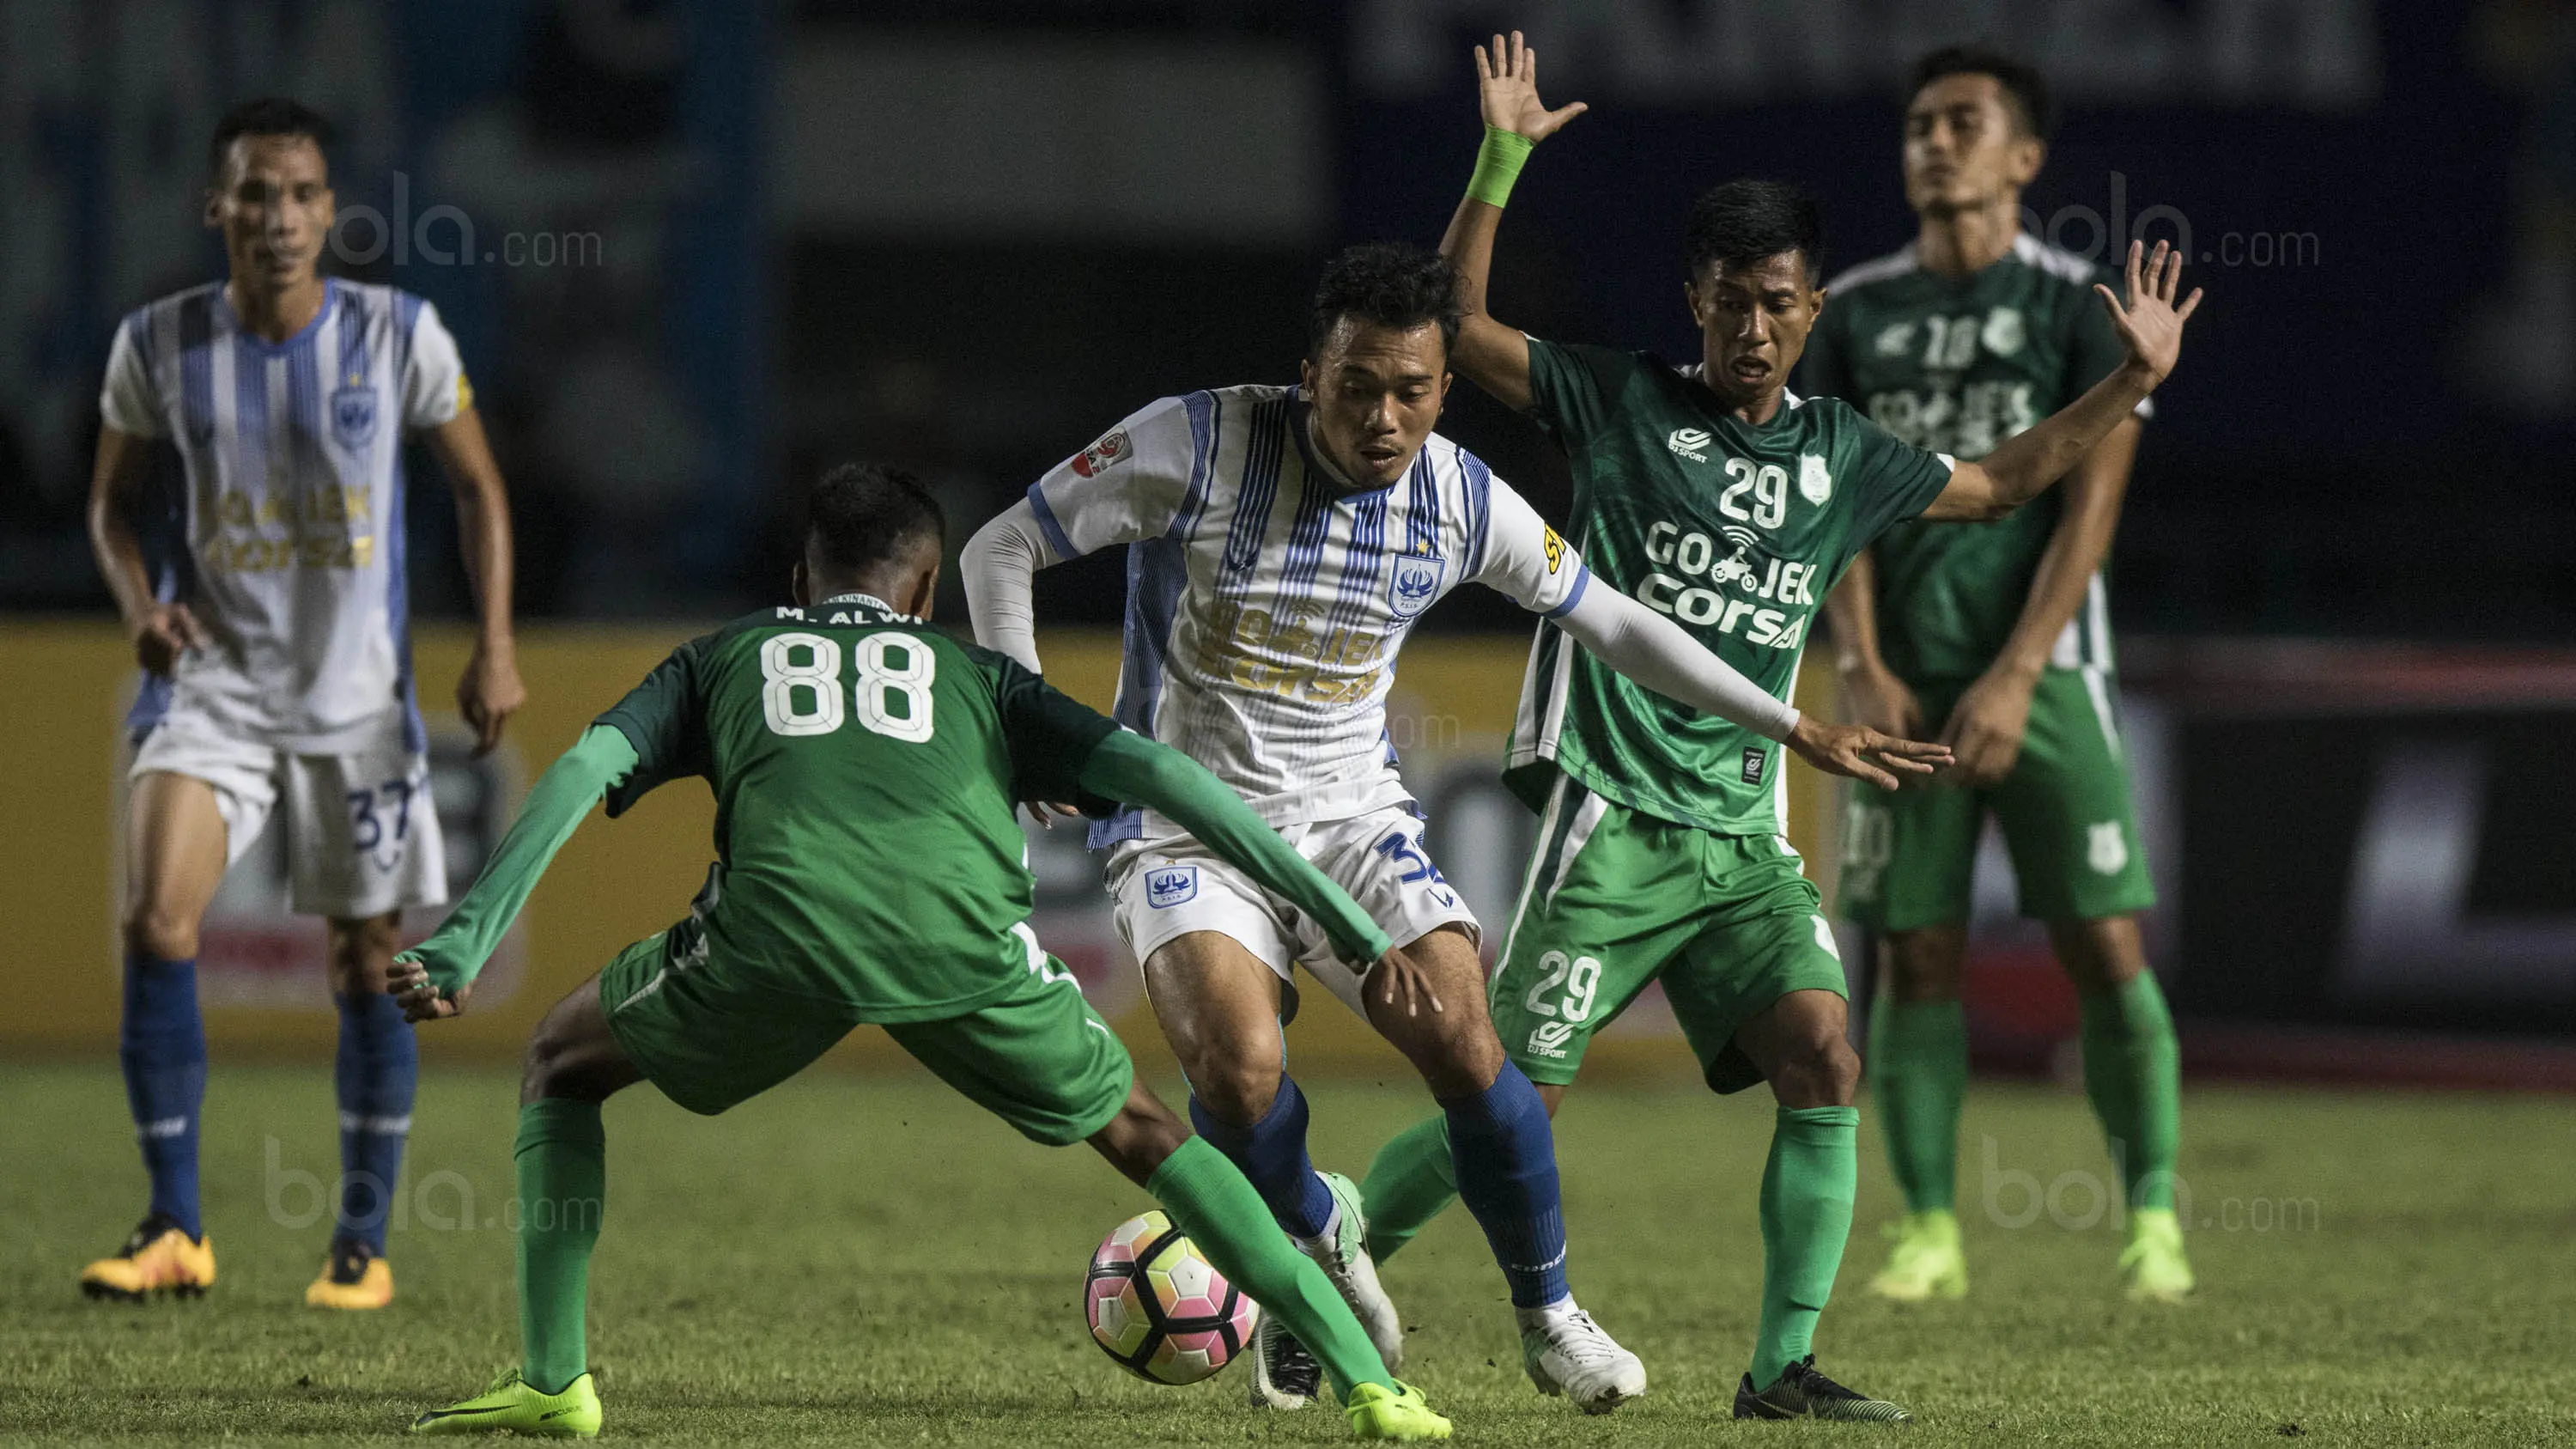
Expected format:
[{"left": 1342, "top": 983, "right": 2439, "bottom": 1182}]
[
  {"left": 965, "top": 246, "right": 1937, "bottom": 1416},
  {"left": 79, "top": 100, "right": 526, "bottom": 1311}
]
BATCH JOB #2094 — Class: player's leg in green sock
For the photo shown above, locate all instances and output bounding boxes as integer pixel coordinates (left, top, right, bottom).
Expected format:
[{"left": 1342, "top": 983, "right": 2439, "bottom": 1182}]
[
  {"left": 1147, "top": 1136, "right": 1391, "bottom": 1402},
  {"left": 515, "top": 1098, "right": 605, "bottom": 1396},
  {"left": 2072, "top": 956, "right": 2181, "bottom": 1211},
  {"left": 1869, "top": 927, "right": 1971, "bottom": 1216},
  {"left": 1869, "top": 997, "right": 1969, "bottom": 1214},
  {"left": 1358, "top": 1115, "right": 1455, "bottom": 1263},
  {"left": 1751, "top": 1105, "right": 1859, "bottom": 1388}
]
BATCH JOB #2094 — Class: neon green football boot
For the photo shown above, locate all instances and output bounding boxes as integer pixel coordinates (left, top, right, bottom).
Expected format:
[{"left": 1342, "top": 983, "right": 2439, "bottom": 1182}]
[
  {"left": 2121, "top": 1208, "right": 2196, "bottom": 1303},
  {"left": 1346, "top": 1380, "right": 1453, "bottom": 1440},
  {"left": 410, "top": 1367, "right": 601, "bottom": 1437},
  {"left": 1867, "top": 1209, "right": 1967, "bottom": 1301}
]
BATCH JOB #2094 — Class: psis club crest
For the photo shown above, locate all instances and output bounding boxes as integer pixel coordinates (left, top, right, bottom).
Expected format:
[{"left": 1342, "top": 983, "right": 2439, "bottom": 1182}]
[
  {"left": 1388, "top": 552, "right": 1444, "bottom": 620},
  {"left": 331, "top": 386, "right": 378, "bottom": 450}
]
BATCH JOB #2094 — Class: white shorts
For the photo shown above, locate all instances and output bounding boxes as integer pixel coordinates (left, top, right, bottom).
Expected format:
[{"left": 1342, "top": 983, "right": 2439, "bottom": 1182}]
[
  {"left": 1106, "top": 803, "right": 1479, "bottom": 1021},
  {"left": 130, "top": 703, "right": 447, "bottom": 920}
]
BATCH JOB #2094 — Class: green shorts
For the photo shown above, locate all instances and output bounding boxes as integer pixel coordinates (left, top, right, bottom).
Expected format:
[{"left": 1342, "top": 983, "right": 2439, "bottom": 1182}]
[
  {"left": 1838, "top": 667, "right": 2158, "bottom": 931},
  {"left": 598, "top": 926, "right": 1133, "bottom": 1146},
  {"left": 1490, "top": 776, "right": 1850, "bottom": 1095}
]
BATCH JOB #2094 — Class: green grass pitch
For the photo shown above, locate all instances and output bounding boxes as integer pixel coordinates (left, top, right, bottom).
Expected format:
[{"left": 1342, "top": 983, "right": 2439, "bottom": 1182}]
[{"left": 5, "top": 1061, "right": 2574, "bottom": 1446}]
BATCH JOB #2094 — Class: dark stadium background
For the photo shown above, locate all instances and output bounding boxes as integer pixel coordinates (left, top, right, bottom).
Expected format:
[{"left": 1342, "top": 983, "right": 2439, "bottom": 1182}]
[{"left": 3, "top": 0, "right": 2573, "bottom": 1080}]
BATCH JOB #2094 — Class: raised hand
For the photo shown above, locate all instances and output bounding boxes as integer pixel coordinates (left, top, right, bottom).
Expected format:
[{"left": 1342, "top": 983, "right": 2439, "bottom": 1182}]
[
  {"left": 1476, "top": 30, "right": 1587, "bottom": 143},
  {"left": 1786, "top": 715, "right": 1953, "bottom": 792},
  {"left": 2096, "top": 240, "right": 2203, "bottom": 388}
]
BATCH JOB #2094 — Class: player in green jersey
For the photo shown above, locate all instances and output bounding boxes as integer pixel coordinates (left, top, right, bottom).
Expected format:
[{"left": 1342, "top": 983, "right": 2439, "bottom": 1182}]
[
  {"left": 1355, "top": 34, "right": 2201, "bottom": 1422},
  {"left": 392, "top": 464, "right": 1451, "bottom": 1441},
  {"left": 1804, "top": 48, "right": 2190, "bottom": 1306}
]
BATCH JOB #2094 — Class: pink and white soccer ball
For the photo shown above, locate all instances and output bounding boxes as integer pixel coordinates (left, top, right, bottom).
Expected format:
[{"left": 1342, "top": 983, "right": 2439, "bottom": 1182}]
[{"left": 1084, "top": 1209, "right": 1260, "bottom": 1384}]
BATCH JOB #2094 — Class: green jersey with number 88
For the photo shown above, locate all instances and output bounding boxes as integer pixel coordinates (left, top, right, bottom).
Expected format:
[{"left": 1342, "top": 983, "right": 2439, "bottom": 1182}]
[
  {"left": 1505, "top": 338, "right": 1956, "bottom": 837},
  {"left": 594, "top": 594, "right": 1116, "bottom": 1021}
]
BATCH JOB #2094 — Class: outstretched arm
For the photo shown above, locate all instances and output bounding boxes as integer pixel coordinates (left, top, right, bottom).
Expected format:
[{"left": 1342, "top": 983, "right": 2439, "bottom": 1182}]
[
  {"left": 1552, "top": 583, "right": 1950, "bottom": 790},
  {"left": 387, "top": 725, "right": 641, "bottom": 1020},
  {"left": 1078, "top": 731, "right": 1394, "bottom": 969},
  {"left": 1439, "top": 31, "right": 1587, "bottom": 411},
  {"left": 1927, "top": 241, "right": 2199, "bottom": 521}
]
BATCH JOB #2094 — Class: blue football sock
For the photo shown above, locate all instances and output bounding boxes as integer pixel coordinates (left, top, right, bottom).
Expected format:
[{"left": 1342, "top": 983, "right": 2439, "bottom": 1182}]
[
  {"left": 120, "top": 951, "right": 206, "bottom": 1240},
  {"left": 1443, "top": 1062, "right": 1568, "bottom": 1309},
  {"left": 1188, "top": 1075, "right": 1335, "bottom": 1239},
  {"left": 334, "top": 990, "right": 417, "bottom": 1255}
]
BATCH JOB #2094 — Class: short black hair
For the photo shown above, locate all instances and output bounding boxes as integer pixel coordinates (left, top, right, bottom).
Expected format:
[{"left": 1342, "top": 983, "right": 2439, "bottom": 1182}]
[
  {"left": 1308, "top": 243, "right": 1463, "bottom": 361},
  {"left": 805, "top": 462, "right": 945, "bottom": 576},
  {"left": 1684, "top": 180, "right": 1825, "bottom": 286},
  {"left": 1910, "top": 46, "right": 2053, "bottom": 140},
  {"left": 209, "top": 98, "right": 335, "bottom": 180}
]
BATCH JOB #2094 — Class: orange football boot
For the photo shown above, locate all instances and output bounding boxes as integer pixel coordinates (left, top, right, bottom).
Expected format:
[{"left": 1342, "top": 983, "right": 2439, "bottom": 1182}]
[
  {"left": 80, "top": 1214, "right": 216, "bottom": 1300},
  {"left": 306, "top": 1239, "right": 396, "bottom": 1309}
]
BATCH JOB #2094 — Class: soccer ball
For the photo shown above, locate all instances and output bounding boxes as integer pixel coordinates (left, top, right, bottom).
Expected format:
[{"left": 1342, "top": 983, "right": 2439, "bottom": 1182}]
[{"left": 1084, "top": 1210, "right": 1259, "bottom": 1385}]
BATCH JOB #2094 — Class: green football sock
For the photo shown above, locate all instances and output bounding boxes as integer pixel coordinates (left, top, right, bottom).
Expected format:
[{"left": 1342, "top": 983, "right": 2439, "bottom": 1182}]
[
  {"left": 1358, "top": 1114, "right": 1455, "bottom": 1262},
  {"left": 1869, "top": 998, "right": 1968, "bottom": 1214},
  {"left": 2081, "top": 971, "right": 2181, "bottom": 1213},
  {"left": 1751, "top": 1105, "right": 1858, "bottom": 1389},
  {"left": 1147, "top": 1137, "right": 1389, "bottom": 1403},
  {"left": 515, "top": 1098, "right": 605, "bottom": 1397}
]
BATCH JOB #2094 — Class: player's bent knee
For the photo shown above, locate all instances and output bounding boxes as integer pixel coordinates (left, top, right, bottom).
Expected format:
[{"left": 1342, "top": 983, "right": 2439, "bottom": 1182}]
[
  {"left": 1772, "top": 1033, "right": 1861, "bottom": 1107},
  {"left": 125, "top": 905, "right": 201, "bottom": 964},
  {"left": 1188, "top": 1055, "right": 1283, "bottom": 1128}
]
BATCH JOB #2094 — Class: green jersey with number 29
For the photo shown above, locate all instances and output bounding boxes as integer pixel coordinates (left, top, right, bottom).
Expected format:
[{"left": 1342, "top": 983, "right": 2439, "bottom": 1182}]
[
  {"left": 594, "top": 594, "right": 1117, "bottom": 1021},
  {"left": 1799, "top": 236, "right": 2143, "bottom": 683},
  {"left": 1507, "top": 339, "right": 1955, "bottom": 837}
]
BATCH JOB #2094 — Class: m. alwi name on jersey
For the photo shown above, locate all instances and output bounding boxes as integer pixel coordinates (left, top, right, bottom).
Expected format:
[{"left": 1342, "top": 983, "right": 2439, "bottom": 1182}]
[{"left": 1635, "top": 518, "right": 1825, "bottom": 652}]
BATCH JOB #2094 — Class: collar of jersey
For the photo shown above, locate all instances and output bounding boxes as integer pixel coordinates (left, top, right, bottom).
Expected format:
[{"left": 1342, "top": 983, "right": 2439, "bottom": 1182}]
[
  {"left": 216, "top": 277, "right": 338, "bottom": 355},
  {"left": 1288, "top": 386, "right": 1409, "bottom": 499},
  {"left": 816, "top": 591, "right": 901, "bottom": 613}
]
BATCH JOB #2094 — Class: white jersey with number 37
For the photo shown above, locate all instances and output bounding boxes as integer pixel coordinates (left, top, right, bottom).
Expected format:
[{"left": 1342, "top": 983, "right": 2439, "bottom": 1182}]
[{"left": 1023, "top": 384, "right": 1591, "bottom": 844}]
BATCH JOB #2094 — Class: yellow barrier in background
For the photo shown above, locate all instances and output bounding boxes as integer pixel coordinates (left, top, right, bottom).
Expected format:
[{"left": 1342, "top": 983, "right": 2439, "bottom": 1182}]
[{"left": 0, "top": 620, "right": 1842, "bottom": 1085}]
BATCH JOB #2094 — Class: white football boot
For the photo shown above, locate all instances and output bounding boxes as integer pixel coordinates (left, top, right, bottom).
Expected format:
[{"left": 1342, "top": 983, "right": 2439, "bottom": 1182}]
[
  {"left": 1300, "top": 1171, "right": 1406, "bottom": 1373},
  {"left": 1518, "top": 1299, "right": 1648, "bottom": 1415},
  {"left": 1249, "top": 1169, "right": 1406, "bottom": 1410}
]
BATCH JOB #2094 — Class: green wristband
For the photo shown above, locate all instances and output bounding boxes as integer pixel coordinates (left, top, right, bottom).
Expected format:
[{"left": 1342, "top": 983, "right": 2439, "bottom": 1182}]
[{"left": 1466, "top": 126, "right": 1534, "bottom": 208}]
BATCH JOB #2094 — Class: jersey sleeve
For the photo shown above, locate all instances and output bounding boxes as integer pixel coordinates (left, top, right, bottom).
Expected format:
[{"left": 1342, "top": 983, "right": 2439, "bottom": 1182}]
[
  {"left": 2069, "top": 270, "right": 2153, "bottom": 421},
  {"left": 1024, "top": 393, "right": 1203, "bottom": 559},
  {"left": 595, "top": 636, "right": 713, "bottom": 816},
  {"left": 978, "top": 648, "right": 1122, "bottom": 807},
  {"left": 100, "top": 312, "right": 166, "bottom": 438},
  {"left": 1468, "top": 473, "right": 1591, "bottom": 618},
  {"left": 1843, "top": 409, "right": 1959, "bottom": 540},
  {"left": 1522, "top": 338, "right": 1637, "bottom": 448},
  {"left": 399, "top": 295, "right": 474, "bottom": 430}
]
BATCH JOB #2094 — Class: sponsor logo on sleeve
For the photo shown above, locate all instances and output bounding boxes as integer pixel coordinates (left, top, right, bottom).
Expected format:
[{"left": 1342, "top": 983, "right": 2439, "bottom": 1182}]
[
  {"left": 1070, "top": 428, "right": 1132, "bottom": 478},
  {"left": 2086, "top": 821, "right": 2129, "bottom": 875},
  {"left": 1540, "top": 526, "right": 1567, "bottom": 574},
  {"left": 1145, "top": 865, "right": 1200, "bottom": 909},
  {"left": 1388, "top": 551, "right": 1445, "bottom": 619}
]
